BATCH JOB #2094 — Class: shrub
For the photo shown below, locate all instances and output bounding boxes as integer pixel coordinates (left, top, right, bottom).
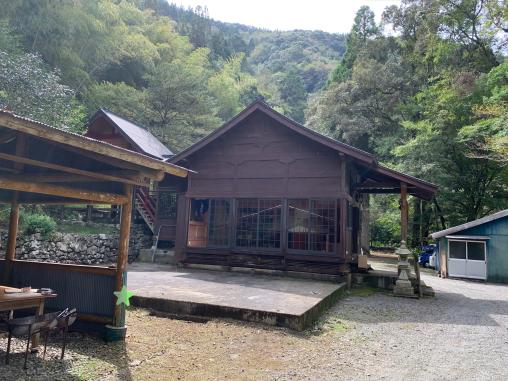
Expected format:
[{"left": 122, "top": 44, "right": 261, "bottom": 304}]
[{"left": 22, "top": 213, "right": 57, "bottom": 238}]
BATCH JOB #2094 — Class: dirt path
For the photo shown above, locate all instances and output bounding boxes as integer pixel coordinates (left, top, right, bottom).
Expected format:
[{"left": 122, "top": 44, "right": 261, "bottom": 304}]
[{"left": 2, "top": 274, "right": 507, "bottom": 380}]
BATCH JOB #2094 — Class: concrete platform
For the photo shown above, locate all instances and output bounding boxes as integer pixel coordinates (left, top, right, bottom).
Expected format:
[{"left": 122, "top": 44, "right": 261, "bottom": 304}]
[{"left": 127, "top": 263, "right": 346, "bottom": 330}]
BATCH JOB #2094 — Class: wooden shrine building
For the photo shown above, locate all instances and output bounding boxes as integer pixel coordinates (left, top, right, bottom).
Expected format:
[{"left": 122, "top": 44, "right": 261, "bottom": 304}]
[{"left": 116, "top": 100, "right": 438, "bottom": 275}]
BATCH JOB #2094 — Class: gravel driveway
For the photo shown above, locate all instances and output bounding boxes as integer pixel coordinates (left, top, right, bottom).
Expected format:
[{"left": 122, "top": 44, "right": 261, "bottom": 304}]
[
  {"left": 272, "top": 273, "right": 508, "bottom": 381},
  {"left": 1, "top": 272, "right": 507, "bottom": 380}
]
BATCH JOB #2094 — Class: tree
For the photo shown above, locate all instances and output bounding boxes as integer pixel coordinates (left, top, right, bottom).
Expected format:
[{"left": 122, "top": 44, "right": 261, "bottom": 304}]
[
  {"left": 83, "top": 82, "right": 146, "bottom": 123},
  {"left": 459, "top": 62, "right": 508, "bottom": 162},
  {"left": 144, "top": 49, "right": 220, "bottom": 151},
  {"left": 208, "top": 53, "right": 260, "bottom": 120},
  {"left": 0, "top": 50, "right": 84, "bottom": 130},
  {"left": 329, "top": 6, "right": 380, "bottom": 83}
]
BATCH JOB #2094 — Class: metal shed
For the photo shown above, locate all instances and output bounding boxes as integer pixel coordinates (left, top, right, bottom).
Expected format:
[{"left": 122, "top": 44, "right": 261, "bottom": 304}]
[{"left": 431, "top": 210, "right": 508, "bottom": 283}]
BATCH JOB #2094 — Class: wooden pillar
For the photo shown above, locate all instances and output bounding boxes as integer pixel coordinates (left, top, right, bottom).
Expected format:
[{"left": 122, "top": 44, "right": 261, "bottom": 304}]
[
  {"left": 338, "top": 154, "right": 348, "bottom": 262},
  {"left": 114, "top": 184, "right": 133, "bottom": 326},
  {"left": 360, "top": 194, "right": 370, "bottom": 255},
  {"left": 3, "top": 192, "right": 20, "bottom": 284},
  {"left": 3, "top": 134, "right": 26, "bottom": 284},
  {"left": 400, "top": 182, "right": 408, "bottom": 243}
]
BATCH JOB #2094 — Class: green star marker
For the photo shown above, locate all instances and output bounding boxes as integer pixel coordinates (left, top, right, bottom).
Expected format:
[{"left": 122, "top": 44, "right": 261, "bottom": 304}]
[{"left": 114, "top": 285, "right": 134, "bottom": 307}]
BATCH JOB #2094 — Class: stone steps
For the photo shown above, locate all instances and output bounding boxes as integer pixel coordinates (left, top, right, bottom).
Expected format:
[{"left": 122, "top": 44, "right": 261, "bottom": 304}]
[{"left": 137, "top": 248, "right": 177, "bottom": 265}]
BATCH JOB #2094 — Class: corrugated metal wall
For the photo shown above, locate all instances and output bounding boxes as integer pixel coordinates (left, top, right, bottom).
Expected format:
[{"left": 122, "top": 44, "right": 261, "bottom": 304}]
[{"left": 0, "top": 261, "right": 115, "bottom": 318}]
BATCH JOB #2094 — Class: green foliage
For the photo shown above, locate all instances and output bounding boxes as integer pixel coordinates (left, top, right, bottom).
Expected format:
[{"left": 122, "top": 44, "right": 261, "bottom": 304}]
[
  {"left": 57, "top": 223, "right": 116, "bottom": 235},
  {"left": 0, "top": 23, "right": 85, "bottom": 130},
  {"left": 459, "top": 62, "right": 508, "bottom": 162},
  {"left": 308, "top": 1, "right": 508, "bottom": 245},
  {"left": 83, "top": 82, "right": 146, "bottom": 125},
  {"left": 144, "top": 49, "right": 221, "bottom": 151},
  {"left": 208, "top": 53, "right": 261, "bottom": 120},
  {"left": 369, "top": 195, "right": 401, "bottom": 247},
  {"left": 22, "top": 213, "right": 57, "bottom": 238}
]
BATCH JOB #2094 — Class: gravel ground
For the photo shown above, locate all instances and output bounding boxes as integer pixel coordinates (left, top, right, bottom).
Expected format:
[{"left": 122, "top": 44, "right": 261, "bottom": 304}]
[{"left": 1, "top": 272, "right": 507, "bottom": 380}]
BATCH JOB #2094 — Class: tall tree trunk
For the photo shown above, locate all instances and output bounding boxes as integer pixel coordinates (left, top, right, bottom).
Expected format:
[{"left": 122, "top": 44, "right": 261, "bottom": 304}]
[{"left": 433, "top": 198, "right": 447, "bottom": 230}]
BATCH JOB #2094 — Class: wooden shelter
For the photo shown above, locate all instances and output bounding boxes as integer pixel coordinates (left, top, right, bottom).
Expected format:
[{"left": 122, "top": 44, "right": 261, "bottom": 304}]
[
  {"left": 154, "top": 100, "right": 438, "bottom": 274},
  {"left": 0, "top": 110, "right": 188, "bottom": 330}
]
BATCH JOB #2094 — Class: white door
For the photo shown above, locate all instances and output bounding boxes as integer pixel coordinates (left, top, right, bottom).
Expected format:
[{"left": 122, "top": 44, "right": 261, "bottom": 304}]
[{"left": 448, "top": 240, "right": 487, "bottom": 280}]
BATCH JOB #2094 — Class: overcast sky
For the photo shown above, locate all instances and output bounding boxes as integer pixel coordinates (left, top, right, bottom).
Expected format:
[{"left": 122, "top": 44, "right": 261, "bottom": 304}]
[{"left": 171, "top": 0, "right": 401, "bottom": 33}]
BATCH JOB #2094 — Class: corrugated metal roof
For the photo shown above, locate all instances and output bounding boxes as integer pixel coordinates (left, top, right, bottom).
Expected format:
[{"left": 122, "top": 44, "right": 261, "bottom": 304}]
[
  {"left": 431, "top": 209, "right": 508, "bottom": 239},
  {"left": 97, "top": 109, "right": 173, "bottom": 159},
  {"left": 445, "top": 235, "right": 491, "bottom": 240},
  {"left": 0, "top": 109, "right": 189, "bottom": 177}
]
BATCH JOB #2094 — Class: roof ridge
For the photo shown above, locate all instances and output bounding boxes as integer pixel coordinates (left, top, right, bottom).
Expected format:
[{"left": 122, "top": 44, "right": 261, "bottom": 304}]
[
  {"left": 431, "top": 209, "right": 508, "bottom": 239},
  {"left": 169, "top": 99, "right": 376, "bottom": 164}
]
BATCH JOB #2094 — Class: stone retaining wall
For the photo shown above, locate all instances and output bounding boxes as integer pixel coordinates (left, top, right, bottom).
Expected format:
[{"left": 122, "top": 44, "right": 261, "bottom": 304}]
[{"left": 0, "top": 224, "right": 152, "bottom": 265}]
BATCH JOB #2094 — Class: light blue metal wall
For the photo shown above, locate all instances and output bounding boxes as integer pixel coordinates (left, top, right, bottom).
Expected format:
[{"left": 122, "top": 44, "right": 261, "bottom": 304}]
[{"left": 439, "top": 216, "right": 508, "bottom": 283}]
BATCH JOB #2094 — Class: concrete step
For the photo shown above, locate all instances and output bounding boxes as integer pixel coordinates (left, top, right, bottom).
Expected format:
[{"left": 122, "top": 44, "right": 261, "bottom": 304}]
[{"left": 137, "top": 248, "right": 177, "bottom": 265}]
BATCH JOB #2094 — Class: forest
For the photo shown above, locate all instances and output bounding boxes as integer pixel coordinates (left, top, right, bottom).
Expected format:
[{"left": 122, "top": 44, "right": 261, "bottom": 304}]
[{"left": 0, "top": 0, "right": 506, "bottom": 247}]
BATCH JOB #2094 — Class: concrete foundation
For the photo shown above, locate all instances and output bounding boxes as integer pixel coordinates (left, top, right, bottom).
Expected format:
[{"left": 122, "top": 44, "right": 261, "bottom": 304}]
[{"left": 128, "top": 263, "right": 346, "bottom": 331}]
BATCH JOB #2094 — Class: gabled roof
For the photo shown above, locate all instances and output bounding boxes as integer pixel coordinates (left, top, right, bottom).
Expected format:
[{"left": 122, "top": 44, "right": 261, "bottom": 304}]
[
  {"left": 0, "top": 110, "right": 188, "bottom": 178},
  {"left": 169, "top": 99, "right": 438, "bottom": 200},
  {"left": 169, "top": 99, "right": 377, "bottom": 165},
  {"left": 88, "top": 109, "right": 173, "bottom": 160},
  {"left": 431, "top": 209, "right": 508, "bottom": 239}
]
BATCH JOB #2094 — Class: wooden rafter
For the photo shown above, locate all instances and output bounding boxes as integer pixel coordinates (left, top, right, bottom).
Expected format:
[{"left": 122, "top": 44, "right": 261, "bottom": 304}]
[
  {"left": 51, "top": 143, "right": 166, "bottom": 181},
  {"left": 0, "top": 170, "right": 148, "bottom": 186},
  {"left": 0, "top": 176, "right": 128, "bottom": 204},
  {"left": 0, "top": 152, "right": 147, "bottom": 186}
]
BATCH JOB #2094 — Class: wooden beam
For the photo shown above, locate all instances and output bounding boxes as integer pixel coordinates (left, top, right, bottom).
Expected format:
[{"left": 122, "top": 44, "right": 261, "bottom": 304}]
[
  {"left": 400, "top": 182, "right": 409, "bottom": 243},
  {"left": 114, "top": 184, "right": 133, "bottom": 326},
  {"left": 0, "top": 114, "right": 188, "bottom": 178},
  {"left": 0, "top": 176, "right": 128, "bottom": 204},
  {"left": 0, "top": 152, "right": 148, "bottom": 186},
  {"left": 2, "top": 259, "right": 117, "bottom": 276},
  {"left": 0, "top": 170, "right": 148, "bottom": 186},
  {"left": 15, "top": 200, "right": 112, "bottom": 205},
  {"left": 53, "top": 144, "right": 167, "bottom": 181}
]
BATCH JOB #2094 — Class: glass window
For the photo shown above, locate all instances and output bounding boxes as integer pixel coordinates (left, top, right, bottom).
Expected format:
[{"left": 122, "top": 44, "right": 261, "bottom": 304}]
[
  {"left": 288, "top": 199, "right": 336, "bottom": 253},
  {"left": 258, "top": 199, "right": 282, "bottom": 248},
  {"left": 309, "top": 200, "right": 336, "bottom": 252},
  {"left": 158, "top": 191, "right": 177, "bottom": 218},
  {"left": 236, "top": 199, "right": 281, "bottom": 249},
  {"left": 288, "top": 199, "right": 310, "bottom": 250},
  {"left": 449, "top": 240, "right": 466, "bottom": 259},
  {"left": 208, "top": 199, "right": 230, "bottom": 247},
  {"left": 467, "top": 242, "right": 485, "bottom": 261},
  {"left": 236, "top": 199, "right": 258, "bottom": 248}
]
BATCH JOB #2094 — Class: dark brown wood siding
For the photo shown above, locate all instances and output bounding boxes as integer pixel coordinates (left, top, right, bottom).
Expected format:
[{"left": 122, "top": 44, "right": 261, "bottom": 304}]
[{"left": 182, "top": 111, "right": 344, "bottom": 199}]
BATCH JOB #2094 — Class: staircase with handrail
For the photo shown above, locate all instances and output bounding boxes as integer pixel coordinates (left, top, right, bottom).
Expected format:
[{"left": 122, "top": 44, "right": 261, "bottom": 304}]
[{"left": 134, "top": 187, "right": 156, "bottom": 234}]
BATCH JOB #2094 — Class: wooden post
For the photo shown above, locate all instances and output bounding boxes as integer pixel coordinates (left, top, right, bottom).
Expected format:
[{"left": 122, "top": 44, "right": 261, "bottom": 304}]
[
  {"left": 400, "top": 182, "right": 408, "bottom": 243},
  {"left": 3, "top": 134, "right": 26, "bottom": 284},
  {"left": 114, "top": 184, "right": 133, "bottom": 327},
  {"left": 3, "top": 192, "right": 20, "bottom": 284},
  {"left": 338, "top": 154, "right": 348, "bottom": 262}
]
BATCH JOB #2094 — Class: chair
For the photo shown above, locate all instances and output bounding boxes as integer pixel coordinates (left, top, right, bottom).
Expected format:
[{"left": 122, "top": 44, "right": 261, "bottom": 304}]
[
  {"left": 5, "top": 313, "right": 58, "bottom": 369},
  {"left": 42, "top": 308, "right": 77, "bottom": 360}
]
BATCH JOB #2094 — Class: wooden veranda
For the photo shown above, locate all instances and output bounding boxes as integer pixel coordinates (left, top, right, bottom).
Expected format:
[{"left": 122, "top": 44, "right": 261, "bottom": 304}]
[{"left": 0, "top": 110, "right": 188, "bottom": 332}]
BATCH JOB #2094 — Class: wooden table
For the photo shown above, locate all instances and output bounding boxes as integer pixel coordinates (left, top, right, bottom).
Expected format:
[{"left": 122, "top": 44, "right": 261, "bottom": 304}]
[{"left": 0, "top": 286, "right": 57, "bottom": 347}]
